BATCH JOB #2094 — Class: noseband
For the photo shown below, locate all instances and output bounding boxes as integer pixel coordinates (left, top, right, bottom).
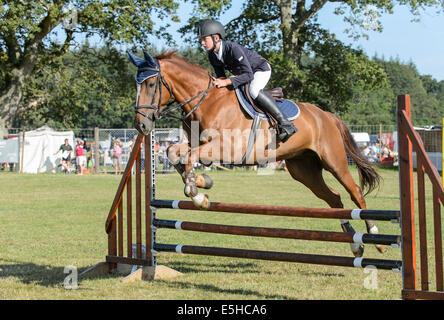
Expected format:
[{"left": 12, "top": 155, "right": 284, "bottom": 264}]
[
  {"left": 134, "top": 64, "right": 172, "bottom": 120},
  {"left": 134, "top": 60, "right": 214, "bottom": 123}
]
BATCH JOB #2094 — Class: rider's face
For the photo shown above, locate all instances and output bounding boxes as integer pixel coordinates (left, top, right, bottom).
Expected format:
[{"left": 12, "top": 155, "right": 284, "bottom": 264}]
[{"left": 200, "top": 35, "right": 214, "bottom": 51}]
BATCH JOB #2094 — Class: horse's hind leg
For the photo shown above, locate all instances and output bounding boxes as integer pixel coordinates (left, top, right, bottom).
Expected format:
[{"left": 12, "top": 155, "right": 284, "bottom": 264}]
[
  {"left": 321, "top": 151, "right": 387, "bottom": 254},
  {"left": 285, "top": 156, "right": 364, "bottom": 257}
]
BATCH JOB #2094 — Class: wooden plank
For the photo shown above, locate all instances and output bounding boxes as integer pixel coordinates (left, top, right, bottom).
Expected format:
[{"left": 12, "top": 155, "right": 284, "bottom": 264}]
[
  {"left": 433, "top": 189, "right": 443, "bottom": 291},
  {"left": 417, "top": 156, "right": 429, "bottom": 290},
  {"left": 399, "top": 109, "right": 444, "bottom": 201},
  {"left": 118, "top": 198, "right": 123, "bottom": 257},
  {"left": 151, "top": 199, "right": 400, "bottom": 221},
  {"left": 402, "top": 289, "right": 444, "bottom": 300},
  {"left": 107, "top": 218, "right": 117, "bottom": 270},
  {"left": 127, "top": 174, "right": 133, "bottom": 258},
  {"left": 106, "top": 255, "right": 152, "bottom": 266},
  {"left": 397, "top": 94, "right": 417, "bottom": 292},
  {"left": 155, "top": 243, "right": 402, "bottom": 270},
  {"left": 105, "top": 135, "right": 143, "bottom": 233}
]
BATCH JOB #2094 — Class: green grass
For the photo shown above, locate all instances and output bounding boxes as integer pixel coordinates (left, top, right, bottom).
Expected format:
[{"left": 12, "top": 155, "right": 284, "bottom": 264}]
[{"left": 0, "top": 167, "right": 437, "bottom": 299}]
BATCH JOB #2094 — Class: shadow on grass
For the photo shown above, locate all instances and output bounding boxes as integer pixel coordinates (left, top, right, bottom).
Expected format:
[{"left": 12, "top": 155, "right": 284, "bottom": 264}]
[
  {"left": 166, "top": 260, "right": 274, "bottom": 275},
  {"left": 164, "top": 280, "right": 294, "bottom": 299},
  {"left": 0, "top": 260, "right": 68, "bottom": 288},
  {"left": 0, "top": 259, "right": 116, "bottom": 288}
]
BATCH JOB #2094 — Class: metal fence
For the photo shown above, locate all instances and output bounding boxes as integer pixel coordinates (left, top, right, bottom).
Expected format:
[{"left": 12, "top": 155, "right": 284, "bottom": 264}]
[
  {"left": 0, "top": 127, "right": 184, "bottom": 174},
  {"left": 1, "top": 124, "right": 441, "bottom": 173}
]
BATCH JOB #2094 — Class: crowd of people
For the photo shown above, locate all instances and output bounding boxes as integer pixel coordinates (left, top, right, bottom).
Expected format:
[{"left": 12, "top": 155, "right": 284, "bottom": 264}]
[
  {"left": 360, "top": 143, "right": 397, "bottom": 165},
  {"left": 54, "top": 137, "right": 91, "bottom": 175},
  {"left": 53, "top": 136, "right": 399, "bottom": 176},
  {"left": 53, "top": 134, "right": 174, "bottom": 175}
]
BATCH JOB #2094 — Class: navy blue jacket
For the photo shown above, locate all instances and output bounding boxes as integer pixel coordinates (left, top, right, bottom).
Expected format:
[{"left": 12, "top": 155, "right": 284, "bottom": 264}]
[{"left": 208, "top": 41, "right": 270, "bottom": 89}]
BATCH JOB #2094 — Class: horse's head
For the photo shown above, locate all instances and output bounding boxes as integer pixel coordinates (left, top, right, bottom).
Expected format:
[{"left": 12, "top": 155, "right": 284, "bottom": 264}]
[{"left": 128, "top": 51, "right": 172, "bottom": 135}]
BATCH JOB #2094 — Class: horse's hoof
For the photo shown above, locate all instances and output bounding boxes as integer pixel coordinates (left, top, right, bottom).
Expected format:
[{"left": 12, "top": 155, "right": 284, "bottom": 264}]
[
  {"left": 196, "top": 174, "right": 214, "bottom": 189},
  {"left": 350, "top": 243, "right": 365, "bottom": 258},
  {"left": 184, "top": 185, "right": 191, "bottom": 197},
  {"left": 184, "top": 185, "right": 198, "bottom": 197},
  {"left": 192, "top": 193, "right": 210, "bottom": 209},
  {"left": 376, "top": 244, "right": 387, "bottom": 254},
  {"left": 367, "top": 225, "right": 387, "bottom": 254}
]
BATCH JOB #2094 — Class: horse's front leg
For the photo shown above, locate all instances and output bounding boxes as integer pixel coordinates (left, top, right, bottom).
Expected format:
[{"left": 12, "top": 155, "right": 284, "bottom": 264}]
[
  {"left": 167, "top": 143, "right": 213, "bottom": 208},
  {"left": 182, "top": 144, "right": 213, "bottom": 209}
]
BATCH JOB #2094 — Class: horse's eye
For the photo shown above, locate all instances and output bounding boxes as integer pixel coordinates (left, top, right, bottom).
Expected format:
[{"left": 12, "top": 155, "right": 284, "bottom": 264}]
[{"left": 148, "top": 82, "right": 155, "bottom": 88}]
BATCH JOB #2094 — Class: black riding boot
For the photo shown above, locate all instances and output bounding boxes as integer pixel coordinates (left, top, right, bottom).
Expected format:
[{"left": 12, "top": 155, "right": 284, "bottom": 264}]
[{"left": 254, "top": 90, "right": 297, "bottom": 142}]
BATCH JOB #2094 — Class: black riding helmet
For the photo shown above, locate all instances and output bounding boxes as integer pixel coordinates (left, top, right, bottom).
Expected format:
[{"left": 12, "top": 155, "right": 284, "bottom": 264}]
[{"left": 197, "top": 20, "right": 226, "bottom": 39}]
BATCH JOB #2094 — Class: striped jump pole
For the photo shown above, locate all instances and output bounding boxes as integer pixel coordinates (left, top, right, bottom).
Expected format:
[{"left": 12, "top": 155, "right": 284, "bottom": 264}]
[
  {"left": 153, "top": 218, "right": 401, "bottom": 247},
  {"left": 151, "top": 199, "right": 400, "bottom": 222},
  {"left": 154, "top": 243, "right": 402, "bottom": 271}
]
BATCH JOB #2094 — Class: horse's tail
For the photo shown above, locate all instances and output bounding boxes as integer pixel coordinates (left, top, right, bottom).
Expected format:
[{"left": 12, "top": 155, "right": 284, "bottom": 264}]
[{"left": 334, "top": 116, "right": 380, "bottom": 196}]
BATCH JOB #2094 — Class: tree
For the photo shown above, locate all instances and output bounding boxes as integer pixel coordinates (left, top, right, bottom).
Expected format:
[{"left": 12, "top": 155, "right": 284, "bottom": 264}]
[
  {"left": 0, "top": 0, "right": 179, "bottom": 136},
  {"left": 179, "top": 0, "right": 444, "bottom": 112},
  {"left": 341, "top": 87, "right": 396, "bottom": 125},
  {"left": 14, "top": 43, "right": 138, "bottom": 129}
]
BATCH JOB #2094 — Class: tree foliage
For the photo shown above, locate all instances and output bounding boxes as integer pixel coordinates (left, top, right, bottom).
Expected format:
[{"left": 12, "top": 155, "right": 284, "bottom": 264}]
[
  {"left": 0, "top": 0, "right": 179, "bottom": 135},
  {"left": 13, "top": 43, "right": 444, "bottom": 129},
  {"left": 2, "top": 0, "right": 444, "bottom": 132},
  {"left": 178, "top": 0, "right": 443, "bottom": 113}
]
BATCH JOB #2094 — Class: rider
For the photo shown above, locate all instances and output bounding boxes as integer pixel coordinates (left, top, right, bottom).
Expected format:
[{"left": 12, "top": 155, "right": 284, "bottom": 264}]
[{"left": 197, "top": 19, "right": 297, "bottom": 142}]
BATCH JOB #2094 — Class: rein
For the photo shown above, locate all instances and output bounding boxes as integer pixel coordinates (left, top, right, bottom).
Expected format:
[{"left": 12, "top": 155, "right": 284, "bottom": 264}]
[{"left": 134, "top": 61, "right": 214, "bottom": 125}]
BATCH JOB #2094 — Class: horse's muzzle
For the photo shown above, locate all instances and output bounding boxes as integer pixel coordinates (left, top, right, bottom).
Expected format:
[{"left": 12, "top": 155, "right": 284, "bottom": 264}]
[{"left": 134, "top": 114, "right": 155, "bottom": 135}]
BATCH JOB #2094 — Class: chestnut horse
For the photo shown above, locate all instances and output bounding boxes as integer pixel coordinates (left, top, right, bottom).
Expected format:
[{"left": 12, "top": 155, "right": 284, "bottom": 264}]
[{"left": 128, "top": 50, "right": 385, "bottom": 257}]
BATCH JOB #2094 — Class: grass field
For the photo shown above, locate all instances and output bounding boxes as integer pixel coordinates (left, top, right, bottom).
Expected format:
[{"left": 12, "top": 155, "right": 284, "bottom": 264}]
[{"left": 0, "top": 166, "right": 437, "bottom": 300}]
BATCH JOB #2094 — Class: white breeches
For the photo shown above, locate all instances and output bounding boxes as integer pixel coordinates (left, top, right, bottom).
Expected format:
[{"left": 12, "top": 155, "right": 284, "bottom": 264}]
[{"left": 248, "top": 68, "right": 271, "bottom": 99}]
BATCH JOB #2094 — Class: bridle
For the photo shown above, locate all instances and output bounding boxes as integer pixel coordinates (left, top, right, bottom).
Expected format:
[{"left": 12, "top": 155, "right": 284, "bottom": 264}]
[{"left": 134, "top": 59, "right": 214, "bottom": 124}]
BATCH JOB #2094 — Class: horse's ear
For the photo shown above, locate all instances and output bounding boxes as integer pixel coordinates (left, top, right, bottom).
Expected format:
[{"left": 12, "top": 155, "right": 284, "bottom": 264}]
[
  {"left": 143, "top": 50, "right": 157, "bottom": 67},
  {"left": 127, "top": 51, "right": 145, "bottom": 67}
]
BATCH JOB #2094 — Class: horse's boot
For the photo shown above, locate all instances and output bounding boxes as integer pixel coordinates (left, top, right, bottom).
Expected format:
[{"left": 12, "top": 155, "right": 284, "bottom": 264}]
[{"left": 253, "top": 90, "right": 297, "bottom": 142}]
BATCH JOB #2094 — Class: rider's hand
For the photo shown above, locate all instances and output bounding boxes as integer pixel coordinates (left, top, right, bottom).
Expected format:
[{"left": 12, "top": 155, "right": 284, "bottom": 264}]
[{"left": 214, "top": 78, "right": 231, "bottom": 88}]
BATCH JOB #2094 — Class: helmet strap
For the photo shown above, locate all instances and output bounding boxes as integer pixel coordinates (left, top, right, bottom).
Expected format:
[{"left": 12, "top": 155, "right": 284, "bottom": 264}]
[{"left": 210, "top": 35, "right": 221, "bottom": 52}]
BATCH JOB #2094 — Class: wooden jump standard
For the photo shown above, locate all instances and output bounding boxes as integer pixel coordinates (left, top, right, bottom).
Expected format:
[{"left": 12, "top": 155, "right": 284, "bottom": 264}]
[
  {"left": 99, "top": 131, "right": 403, "bottom": 274},
  {"left": 82, "top": 94, "right": 444, "bottom": 300}
]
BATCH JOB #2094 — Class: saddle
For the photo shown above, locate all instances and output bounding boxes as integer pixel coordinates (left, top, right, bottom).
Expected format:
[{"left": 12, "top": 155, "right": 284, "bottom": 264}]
[
  {"left": 235, "top": 84, "right": 300, "bottom": 121},
  {"left": 242, "top": 84, "right": 284, "bottom": 115},
  {"left": 266, "top": 87, "right": 285, "bottom": 100},
  {"left": 234, "top": 84, "right": 300, "bottom": 165}
]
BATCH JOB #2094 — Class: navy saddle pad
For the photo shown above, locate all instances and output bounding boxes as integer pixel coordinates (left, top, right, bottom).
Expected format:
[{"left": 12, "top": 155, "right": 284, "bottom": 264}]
[{"left": 235, "top": 85, "right": 300, "bottom": 120}]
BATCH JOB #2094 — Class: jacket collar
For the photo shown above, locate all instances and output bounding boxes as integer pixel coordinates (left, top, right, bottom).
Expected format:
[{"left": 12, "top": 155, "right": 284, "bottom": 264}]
[{"left": 215, "top": 40, "right": 224, "bottom": 61}]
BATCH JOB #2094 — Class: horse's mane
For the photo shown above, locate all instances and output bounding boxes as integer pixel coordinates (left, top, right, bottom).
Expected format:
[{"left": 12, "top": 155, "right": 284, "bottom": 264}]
[{"left": 155, "top": 50, "right": 209, "bottom": 77}]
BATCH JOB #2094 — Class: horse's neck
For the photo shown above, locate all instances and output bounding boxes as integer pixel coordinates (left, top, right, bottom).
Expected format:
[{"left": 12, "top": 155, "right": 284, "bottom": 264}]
[
  {"left": 164, "top": 60, "right": 209, "bottom": 103},
  {"left": 163, "top": 59, "right": 245, "bottom": 130}
]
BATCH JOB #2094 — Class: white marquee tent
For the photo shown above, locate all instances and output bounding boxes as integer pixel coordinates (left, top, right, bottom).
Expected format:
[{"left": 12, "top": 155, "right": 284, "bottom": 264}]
[{"left": 19, "top": 126, "right": 75, "bottom": 173}]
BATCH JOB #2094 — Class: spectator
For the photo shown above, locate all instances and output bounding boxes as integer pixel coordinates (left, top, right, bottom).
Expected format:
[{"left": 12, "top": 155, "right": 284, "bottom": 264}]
[
  {"left": 382, "top": 145, "right": 391, "bottom": 158},
  {"left": 83, "top": 137, "right": 92, "bottom": 168},
  {"left": 129, "top": 136, "right": 138, "bottom": 174},
  {"left": 112, "top": 139, "right": 123, "bottom": 175},
  {"left": 75, "top": 139, "right": 86, "bottom": 175},
  {"left": 161, "top": 141, "right": 170, "bottom": 174},
  {"left": 361, "top": 145, "right": 370, "bottom": 158},
  {"left": 54, "top": 138, "right": 73, "bottom": 174}
]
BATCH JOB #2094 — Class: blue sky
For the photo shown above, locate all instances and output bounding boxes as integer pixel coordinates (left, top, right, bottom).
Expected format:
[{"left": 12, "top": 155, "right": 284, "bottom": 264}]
[{"left": 149, "top": 1, "right": 444, "bottom": 81}]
